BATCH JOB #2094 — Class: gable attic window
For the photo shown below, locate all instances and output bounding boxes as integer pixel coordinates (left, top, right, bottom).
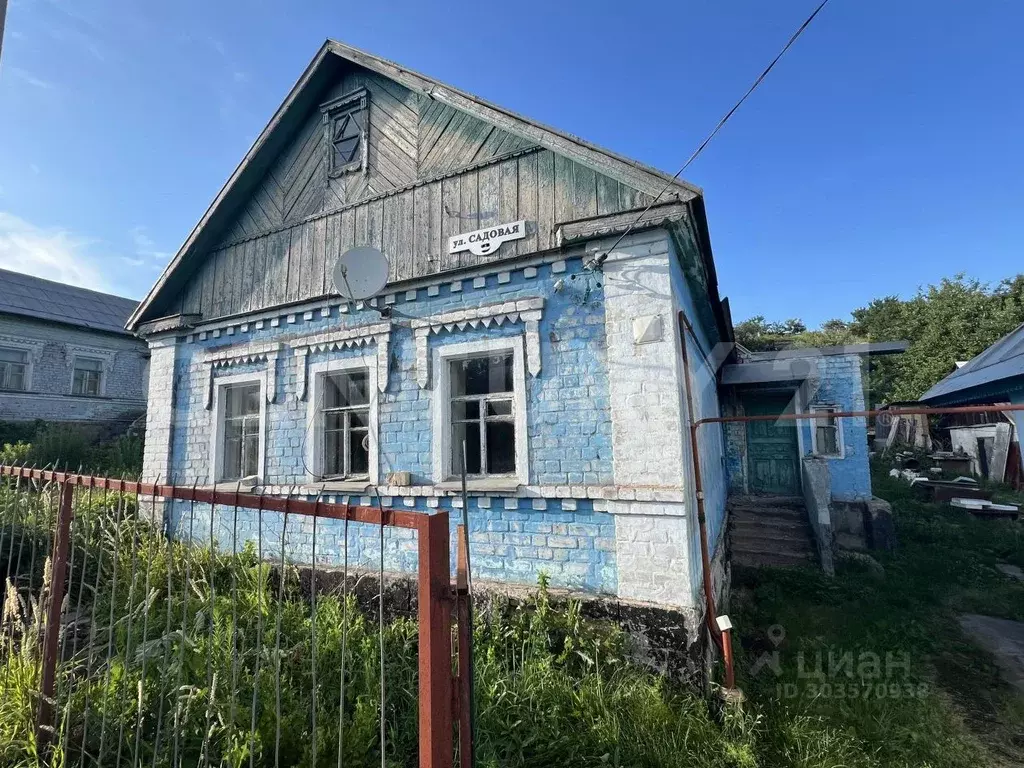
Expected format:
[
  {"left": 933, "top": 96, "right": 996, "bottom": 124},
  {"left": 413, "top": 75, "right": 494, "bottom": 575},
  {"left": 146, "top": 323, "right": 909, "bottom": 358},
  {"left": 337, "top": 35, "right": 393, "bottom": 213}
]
[{"left": 321, "top": 89, "right": 368, "bottom": 177}]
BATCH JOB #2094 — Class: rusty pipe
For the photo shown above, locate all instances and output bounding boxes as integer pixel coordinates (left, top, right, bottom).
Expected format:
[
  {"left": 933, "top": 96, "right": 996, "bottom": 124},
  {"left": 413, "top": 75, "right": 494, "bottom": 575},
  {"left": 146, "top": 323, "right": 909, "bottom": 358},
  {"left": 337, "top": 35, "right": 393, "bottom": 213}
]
[
  {"left": 677, "top": 312, "right": 734, "bottom": 689},
  {"left": 695, "top": 402, "right": 1024, "bottom": 427}
]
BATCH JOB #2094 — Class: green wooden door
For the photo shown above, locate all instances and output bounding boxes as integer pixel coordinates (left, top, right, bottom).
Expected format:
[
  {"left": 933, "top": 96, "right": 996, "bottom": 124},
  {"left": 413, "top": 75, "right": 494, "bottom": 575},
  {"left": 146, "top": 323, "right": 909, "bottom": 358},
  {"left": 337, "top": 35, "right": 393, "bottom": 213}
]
[{"left": 743, "top": 393, "right": 800, "bottom": 495}]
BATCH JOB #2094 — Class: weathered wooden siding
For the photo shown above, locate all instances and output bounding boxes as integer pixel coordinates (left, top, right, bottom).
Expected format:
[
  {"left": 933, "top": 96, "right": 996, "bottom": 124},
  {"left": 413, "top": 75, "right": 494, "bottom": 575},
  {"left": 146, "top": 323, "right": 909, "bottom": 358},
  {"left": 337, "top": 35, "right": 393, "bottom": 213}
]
[
  {"left": 218, "top": 71, "right": 539, "bottom": 249},
  {"left": 173, "top": 63, "right": 665, "bottom": 321},
  {"left": 178, "top": 145, "right": 654, "bottom": 319}
]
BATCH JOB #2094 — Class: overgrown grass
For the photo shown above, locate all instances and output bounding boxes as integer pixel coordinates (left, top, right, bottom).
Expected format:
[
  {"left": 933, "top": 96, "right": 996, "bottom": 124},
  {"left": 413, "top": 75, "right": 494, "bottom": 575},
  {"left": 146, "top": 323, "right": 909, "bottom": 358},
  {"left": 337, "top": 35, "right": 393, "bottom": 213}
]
[
  {"left": 732, "top": 461, "right": 1024, "bottom": 767},
  {"left": 4, "top": 465, "right": 1022, "bottom": 767},
  {"left": 0, "top": 481, "right": 765, "bottom": 768}
]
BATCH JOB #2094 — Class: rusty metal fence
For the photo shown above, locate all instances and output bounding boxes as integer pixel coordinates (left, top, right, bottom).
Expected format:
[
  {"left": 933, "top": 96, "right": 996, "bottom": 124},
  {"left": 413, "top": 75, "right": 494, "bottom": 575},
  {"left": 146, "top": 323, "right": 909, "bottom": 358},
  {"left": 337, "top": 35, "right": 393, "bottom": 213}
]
[{"left": 0, "top": 465, "right": 463, "bottom": 768}]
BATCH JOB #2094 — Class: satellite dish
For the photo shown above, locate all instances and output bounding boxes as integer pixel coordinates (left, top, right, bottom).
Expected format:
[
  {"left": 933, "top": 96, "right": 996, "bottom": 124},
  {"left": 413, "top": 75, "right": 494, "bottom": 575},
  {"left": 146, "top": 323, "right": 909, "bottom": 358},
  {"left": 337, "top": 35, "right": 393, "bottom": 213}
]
[{"left": 332, "top": 246, "right": 390, "bottom": 301}]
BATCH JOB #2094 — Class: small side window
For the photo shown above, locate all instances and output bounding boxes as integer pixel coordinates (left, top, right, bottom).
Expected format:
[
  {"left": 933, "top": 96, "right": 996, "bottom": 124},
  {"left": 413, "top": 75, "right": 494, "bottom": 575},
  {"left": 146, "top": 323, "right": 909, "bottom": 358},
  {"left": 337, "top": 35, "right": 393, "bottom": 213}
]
[{"left": 811, "top": 405, "right": 842, "bottom": 457}]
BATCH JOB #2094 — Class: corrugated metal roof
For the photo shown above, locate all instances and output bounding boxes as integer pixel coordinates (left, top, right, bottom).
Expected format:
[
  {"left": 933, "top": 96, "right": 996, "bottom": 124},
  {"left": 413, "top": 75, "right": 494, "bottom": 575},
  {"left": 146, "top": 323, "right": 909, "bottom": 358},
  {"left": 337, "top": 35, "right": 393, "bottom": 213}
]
[
  {"left": 920, "top": 322, "right": 1024, "bottom": 402},
  {"left": 0, "top": 268, "right": 138, "bottom": 335}
]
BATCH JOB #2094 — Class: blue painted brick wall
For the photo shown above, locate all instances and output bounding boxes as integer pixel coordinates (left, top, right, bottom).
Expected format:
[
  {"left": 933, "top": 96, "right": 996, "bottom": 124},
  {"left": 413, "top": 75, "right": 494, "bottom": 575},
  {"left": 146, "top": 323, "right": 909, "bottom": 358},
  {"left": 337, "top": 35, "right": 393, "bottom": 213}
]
[
  {"left": 168, "top": 495, "right": 617, "bottom": 594},
  {"left": 164, "top": 258, "right": 618, "bottom": 594},
  {"left": 168, "top": 258, "right": 612, "bottom": 487},
  {"left": 800, "top": 354, "right": 871, "bottom": 501}
]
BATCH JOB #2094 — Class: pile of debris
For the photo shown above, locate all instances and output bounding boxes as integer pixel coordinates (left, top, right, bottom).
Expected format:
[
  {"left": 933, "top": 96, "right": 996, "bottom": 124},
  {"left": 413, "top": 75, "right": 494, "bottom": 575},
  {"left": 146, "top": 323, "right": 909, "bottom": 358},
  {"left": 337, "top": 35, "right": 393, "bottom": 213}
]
[{"left": 887, "top": 451, "right": 1020, "bottom": 520}]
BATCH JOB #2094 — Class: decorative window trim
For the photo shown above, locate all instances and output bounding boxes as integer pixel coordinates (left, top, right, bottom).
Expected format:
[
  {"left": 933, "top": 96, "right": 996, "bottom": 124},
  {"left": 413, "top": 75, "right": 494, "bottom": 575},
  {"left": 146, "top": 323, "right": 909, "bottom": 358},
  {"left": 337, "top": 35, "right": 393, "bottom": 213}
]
[
  {"left": 201, "top": 341, "right": 283, "bottom": 409},
  {"left": 304, "top": 355, "right": 380, "bottom": 486},
  {"left": 67, "top": 345, "right": 117, "bottom": 397},
  {"left": 809, "top": 404, "right": 845, "bottom": 459},
  {"left": 0, "top": 336, "right": 45, "bottom": 391},
  {"left": 431, "top": 336, "right": 529, "bottom": 486},
  {"left": 289, "top": 322, "right": 391, "bottom": 401},
  {"left": 209, "top": 372, "right": 267, "bottom": 484},
  {"left": 321, "top": 87, "right": 369, "bottom": 178},
  {"left": 413, "top": 297, "right": 543, "bottom": 389}
]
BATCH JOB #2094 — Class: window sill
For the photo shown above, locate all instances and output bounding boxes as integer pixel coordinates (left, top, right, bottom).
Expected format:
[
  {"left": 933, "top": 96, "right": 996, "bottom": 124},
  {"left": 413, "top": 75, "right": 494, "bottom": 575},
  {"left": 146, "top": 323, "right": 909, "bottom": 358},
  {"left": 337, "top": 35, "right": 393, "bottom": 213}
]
[
  {"left": 204, "top": 478, "right": 260, "bottom": 492},
  {"left": 434, "top": 478, "right": 523, "bottom": 494},
  {"left": 310, "top": 480, "right": 375, "bottom": 493}
]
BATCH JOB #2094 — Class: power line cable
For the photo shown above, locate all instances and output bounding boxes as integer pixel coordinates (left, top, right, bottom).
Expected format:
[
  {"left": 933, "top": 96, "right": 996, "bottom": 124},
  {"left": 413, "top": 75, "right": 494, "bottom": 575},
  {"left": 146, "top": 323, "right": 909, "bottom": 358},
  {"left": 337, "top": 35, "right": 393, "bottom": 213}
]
[{"left": 590, "top": 0, "right": 832, "bottom": 268}]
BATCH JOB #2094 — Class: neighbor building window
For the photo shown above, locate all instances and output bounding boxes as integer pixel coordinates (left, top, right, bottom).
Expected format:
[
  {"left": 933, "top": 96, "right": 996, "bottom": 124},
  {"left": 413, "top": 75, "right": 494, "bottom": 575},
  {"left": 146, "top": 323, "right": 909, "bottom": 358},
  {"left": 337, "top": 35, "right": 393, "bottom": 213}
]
[
  {"left": 0, "top": 348, "right": 28, "bottom": 392},
  {"left": 217, "top": 381, "right": 263, "bottom": 482},
  {"left": 72, "top": 357, "right": 103, "bottom": 396},
  {"left": 811, "top": 405, "right": 843, "bottom": 457},
  {"left": 321, "top": 369, "right": 370, "bottom": 479},
  {"left": 321, "top": 89, "right": 368, "bottom": 177}
]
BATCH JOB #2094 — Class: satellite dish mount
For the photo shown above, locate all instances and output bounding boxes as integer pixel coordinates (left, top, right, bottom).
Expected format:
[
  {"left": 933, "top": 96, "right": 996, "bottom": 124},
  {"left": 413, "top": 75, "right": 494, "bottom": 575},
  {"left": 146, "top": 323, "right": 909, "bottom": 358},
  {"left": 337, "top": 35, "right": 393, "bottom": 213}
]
[{"left": 332, "top": 246, "right": 390, "bottom": 304}]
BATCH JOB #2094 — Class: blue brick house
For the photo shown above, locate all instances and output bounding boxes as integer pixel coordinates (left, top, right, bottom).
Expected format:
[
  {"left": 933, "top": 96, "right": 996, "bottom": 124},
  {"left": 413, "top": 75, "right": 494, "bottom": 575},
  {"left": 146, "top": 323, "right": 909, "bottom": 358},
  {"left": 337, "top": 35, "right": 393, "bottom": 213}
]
[{"left": 126, "top": 41, "right": 890, "bottom": 639}]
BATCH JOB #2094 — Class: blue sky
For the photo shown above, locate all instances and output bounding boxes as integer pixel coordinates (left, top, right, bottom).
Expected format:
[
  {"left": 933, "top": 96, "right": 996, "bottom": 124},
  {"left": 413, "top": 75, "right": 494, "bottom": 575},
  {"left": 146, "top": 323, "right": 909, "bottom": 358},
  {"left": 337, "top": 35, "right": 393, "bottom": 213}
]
[{"left": 1, "top": 0, "right": 1021, "bottom": 328}]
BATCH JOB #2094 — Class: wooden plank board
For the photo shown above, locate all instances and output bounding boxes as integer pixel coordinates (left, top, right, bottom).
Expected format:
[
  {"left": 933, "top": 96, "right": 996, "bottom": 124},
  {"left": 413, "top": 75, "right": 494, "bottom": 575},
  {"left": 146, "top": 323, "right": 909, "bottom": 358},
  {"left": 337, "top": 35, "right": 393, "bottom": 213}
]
[
  {"left": 382, "top": 193, "right": 401, "bottom": 282},
  {"left": 477, "top": 163, "right": 500, "bottom": 230},
  {"left": 572, "top": 161, "right": 598, "bottom": 220},
  {"left": 237, "top": 239, "right": 254, "bottom": 315},
  {"left": 457, "top": 170, "right": 479, "bottom": 270},
  {"left": 596, "top": 173, "right": 619, "bottom": 216},
  {"left": 396, "top": 189, "right": 415, "bottom": 282},
  {"left": 537, "top": 150, "right": 556, "bottom": 250},
  {"left": 367, "top": 198, "right": 385, "bottom": 252},
  {"left": 250, "top": 237, "right": 268, "bottom": 311},
  {"left": 354, "top": 200, "right": 369, "bottom": 247},
  {"left": 497, "top": 158, "right": 519, "bottom": 254},
  {"left": 413, "top": 184, "right": 430, "bottom": 277},
  {"left": 439, "top": 176, "right": 461, "bottom": 273},
  {"left": 309, "top": 216, "right": 327, "bottom": 299},
  {"left": 264, "top": 230, "right": 288, "bottom": 308},
  {"left": 517, "top": 152, "right": 539, "bottom": 255}
]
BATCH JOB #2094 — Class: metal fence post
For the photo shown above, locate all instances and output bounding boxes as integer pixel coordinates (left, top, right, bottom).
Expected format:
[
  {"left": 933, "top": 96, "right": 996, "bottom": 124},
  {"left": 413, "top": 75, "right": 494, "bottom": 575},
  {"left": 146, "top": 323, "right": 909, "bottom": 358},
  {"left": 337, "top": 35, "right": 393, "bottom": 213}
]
[
  {"left": 38, "top": 481, "right": 74, "bottom": 753},
  {"left": 417, "top": 511, "right": 453, "bottom": 768}
]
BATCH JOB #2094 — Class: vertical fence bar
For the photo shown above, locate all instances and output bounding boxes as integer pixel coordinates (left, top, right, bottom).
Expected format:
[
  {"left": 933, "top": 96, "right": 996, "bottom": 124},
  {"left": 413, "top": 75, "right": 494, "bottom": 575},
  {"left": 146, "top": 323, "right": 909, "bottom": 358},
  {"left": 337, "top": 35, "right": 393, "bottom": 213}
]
[
  {"left": 37, "top": 481, "right": 74, "bottom": 754},
  {"left": 417, "top": 511, "right": 453, "bottom": 768},
  {"left": 455, "top": 525, "right": 473, "bottom": 768}
]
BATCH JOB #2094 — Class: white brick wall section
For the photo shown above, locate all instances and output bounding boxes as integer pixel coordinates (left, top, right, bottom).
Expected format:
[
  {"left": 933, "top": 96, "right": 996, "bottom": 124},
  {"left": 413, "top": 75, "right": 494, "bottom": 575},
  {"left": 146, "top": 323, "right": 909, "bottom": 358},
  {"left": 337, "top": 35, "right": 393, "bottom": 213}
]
[
  {"left": 142, "top": 337, "right": 178, "bottom": 482},
  {"left": 601, "top": 232, "right": 686, "bottom": 487},
  {"left": 610, "top": 500, "right": 693, "bottom": 607}
]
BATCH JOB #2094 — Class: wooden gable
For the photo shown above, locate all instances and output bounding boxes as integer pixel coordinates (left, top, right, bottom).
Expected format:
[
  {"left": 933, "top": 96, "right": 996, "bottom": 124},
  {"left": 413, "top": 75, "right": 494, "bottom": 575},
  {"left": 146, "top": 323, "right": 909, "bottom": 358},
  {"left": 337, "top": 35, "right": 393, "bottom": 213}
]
[{"left": 132, "top": 41, "right": 699, "bottom": 329}]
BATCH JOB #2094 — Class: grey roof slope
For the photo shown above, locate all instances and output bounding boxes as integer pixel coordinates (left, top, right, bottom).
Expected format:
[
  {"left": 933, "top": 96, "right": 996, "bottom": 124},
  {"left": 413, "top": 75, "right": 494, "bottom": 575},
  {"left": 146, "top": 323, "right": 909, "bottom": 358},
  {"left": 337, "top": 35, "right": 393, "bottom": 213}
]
[
  {"left": 920, "top": 322, "right": 1024, "bottom": 402},
  {"left": 0, "top": 268, "right": 138, "bottom": 335}
]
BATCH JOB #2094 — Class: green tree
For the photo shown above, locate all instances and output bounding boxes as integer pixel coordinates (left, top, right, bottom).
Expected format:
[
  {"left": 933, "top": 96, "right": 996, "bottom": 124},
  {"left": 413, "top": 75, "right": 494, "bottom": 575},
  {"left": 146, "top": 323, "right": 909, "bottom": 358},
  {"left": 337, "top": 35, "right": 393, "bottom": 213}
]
[{"left": 732, "top": 274, "right": 1024, "bottom": 404}]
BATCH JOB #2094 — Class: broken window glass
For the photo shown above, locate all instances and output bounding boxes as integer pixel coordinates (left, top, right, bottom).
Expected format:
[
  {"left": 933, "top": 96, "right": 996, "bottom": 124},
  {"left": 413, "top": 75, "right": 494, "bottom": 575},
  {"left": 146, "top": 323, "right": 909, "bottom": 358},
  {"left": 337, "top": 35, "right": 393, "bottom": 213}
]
[{"left": 450, "top": 353, "right": 515, "bottom": 476}]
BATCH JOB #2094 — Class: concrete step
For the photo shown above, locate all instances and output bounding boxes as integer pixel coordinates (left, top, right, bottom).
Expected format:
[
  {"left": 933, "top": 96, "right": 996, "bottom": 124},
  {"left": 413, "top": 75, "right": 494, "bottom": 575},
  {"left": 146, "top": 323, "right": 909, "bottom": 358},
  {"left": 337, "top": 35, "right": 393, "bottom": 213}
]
[
  {"left": 733, "top": 528, "right": 811, "bottom": 548},
  {"left": 729, "top": 495, "right": 805, "bottom": 509},
  {"left": 733, "top": 548, "right": 818, "bottom": 569},
  {"left": 731, "top": 515, "right": 810, "bottom": 535},
  {"left": 730, "top": 507, "right": 807, "bottom": 525},
  {"left": 733, "top": 532, "right": 811, "bottom": 557}
]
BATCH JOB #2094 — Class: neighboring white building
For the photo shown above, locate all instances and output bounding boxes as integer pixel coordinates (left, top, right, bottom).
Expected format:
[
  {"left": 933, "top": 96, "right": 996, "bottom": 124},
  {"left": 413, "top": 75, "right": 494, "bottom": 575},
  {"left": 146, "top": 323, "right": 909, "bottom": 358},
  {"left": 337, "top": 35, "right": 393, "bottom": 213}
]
[{"left": 0, "top": 268, "right": 148, "bottom": 428}]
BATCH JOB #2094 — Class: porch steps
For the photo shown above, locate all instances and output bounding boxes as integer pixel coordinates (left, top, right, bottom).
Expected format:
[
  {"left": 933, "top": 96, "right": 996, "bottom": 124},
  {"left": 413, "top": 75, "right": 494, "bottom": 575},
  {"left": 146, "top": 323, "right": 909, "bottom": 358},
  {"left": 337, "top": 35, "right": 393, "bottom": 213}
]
[{"left": 728, "top": 495, "right": 817, "bottom": 568}]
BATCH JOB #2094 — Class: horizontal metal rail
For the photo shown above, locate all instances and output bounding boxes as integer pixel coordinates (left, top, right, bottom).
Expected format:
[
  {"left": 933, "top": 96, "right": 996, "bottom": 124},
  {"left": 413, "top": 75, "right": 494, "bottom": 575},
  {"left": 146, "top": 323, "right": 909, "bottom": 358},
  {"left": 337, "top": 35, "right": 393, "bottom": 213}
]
[
  {"left": 0, "top": 467, "right": 423, "bottom": 529},
  {"left": 695, "top": 402, "right": 1024, "bottom": 427}
]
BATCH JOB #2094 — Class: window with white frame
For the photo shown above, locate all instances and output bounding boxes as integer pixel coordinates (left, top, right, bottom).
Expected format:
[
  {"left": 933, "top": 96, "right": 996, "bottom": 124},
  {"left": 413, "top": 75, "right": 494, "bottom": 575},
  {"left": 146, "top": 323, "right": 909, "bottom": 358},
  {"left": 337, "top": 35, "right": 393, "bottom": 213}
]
[
  {"left": 433, "top": 337, "right": 528, "bottom": 484},
  {"left": 71, "top": 357, "right": 103, "bottom": 396},
  {"left": 321, "top": 368, "right": 371, "bottom": 479},
  {"left": 214, "top": 380, "right": 264, "bottom": 482},
  {"left": 451, "top": 353, "right": 516, "bottom": 476},
  {"left": 810, "top": 405, "right": 843, "bottom": 457},
  {"left": 306, "top": 357, "right": 378, "bottom": 484},
  {"left": 0, "top": 348, "right": 28, "bottom": 391}
]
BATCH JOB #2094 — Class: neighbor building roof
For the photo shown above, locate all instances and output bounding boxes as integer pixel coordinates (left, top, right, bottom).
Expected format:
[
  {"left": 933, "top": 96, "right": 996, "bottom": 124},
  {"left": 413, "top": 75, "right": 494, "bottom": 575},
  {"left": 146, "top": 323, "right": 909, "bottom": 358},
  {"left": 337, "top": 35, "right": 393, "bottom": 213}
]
[
  {"left": 920, "top": 323, "right": 1024, "bottom": 403},
  {"left": 0, "top": 268, "right": 139, "bottom": 336}
]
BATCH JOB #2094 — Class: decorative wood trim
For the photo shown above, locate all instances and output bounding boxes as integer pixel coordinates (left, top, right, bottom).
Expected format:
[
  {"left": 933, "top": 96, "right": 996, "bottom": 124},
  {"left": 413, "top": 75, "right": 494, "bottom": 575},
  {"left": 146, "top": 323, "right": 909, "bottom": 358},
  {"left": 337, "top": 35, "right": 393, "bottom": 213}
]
[
  {"left": 288, "top": 322, "right": 392, "bottom": 397},
  {"left": 411, "top": 297, "right": 543, "bottom": 388},
  {"left": 201, "top": 341, "right": 283, "bottom": 408}
]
